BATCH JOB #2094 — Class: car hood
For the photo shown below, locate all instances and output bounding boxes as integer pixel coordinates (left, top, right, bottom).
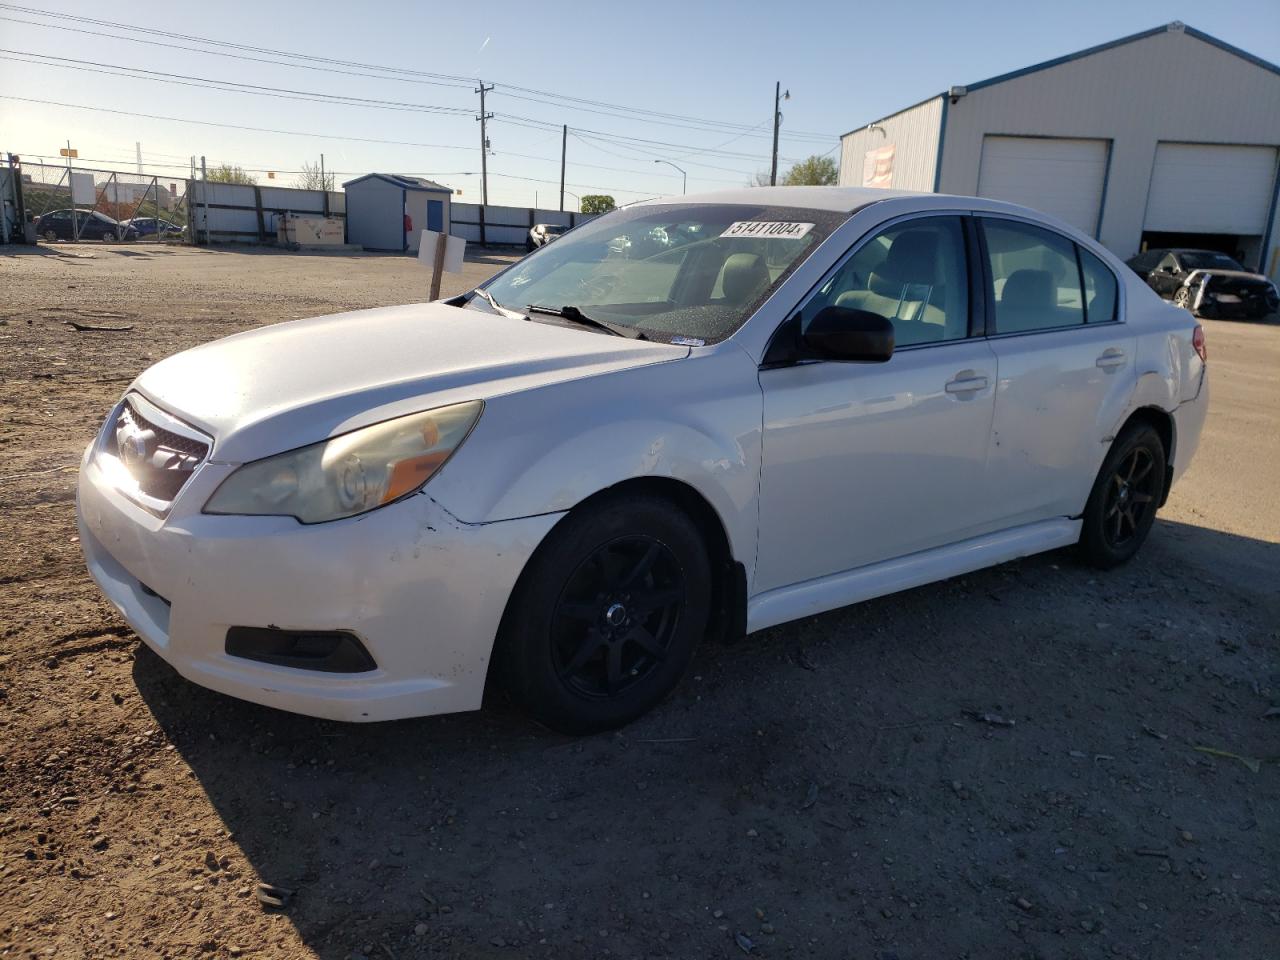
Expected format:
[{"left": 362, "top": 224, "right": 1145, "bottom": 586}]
[{"left": 131, "top": 301, "right": 687, "bottom": 463}]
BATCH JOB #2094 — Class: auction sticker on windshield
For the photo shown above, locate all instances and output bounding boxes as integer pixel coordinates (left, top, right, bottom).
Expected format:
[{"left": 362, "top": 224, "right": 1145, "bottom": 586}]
[{"left": 719, "top": 221, "right": 815, "bottom": 240}]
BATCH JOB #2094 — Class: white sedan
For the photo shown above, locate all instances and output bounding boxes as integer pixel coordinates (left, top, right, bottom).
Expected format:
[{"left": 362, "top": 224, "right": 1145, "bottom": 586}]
[{"left": 77, "top": 187, "right": 1209, "bottom": 733}]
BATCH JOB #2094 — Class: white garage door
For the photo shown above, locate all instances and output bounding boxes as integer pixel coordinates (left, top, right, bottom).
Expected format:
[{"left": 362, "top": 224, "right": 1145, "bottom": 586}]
[
  {"left": 977, "top": 136, "right": 1109, "bottom": 236},
  {"left": 1144, "top": 143, "right": 1278, "bottom": 235}
]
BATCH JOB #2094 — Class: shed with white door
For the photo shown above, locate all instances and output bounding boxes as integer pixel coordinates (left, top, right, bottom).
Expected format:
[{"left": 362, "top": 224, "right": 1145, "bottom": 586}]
[
  {"left": 343, "top": 174, "right": 453, "bottom": 253},
  {"left": 837, "top": 22, "right": 1280, "bottom": 279}
]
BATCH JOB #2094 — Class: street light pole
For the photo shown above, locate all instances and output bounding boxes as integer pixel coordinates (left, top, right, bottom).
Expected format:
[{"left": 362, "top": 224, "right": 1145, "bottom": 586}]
[
  {"left": 770, "top": 81, "right": 790, "bottom": 186},
  {"left": 653, "top": 159, "right": 686, "bottom": 195}
]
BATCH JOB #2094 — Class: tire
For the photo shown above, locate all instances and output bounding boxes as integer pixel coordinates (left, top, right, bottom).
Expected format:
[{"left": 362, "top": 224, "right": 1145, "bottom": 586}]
[
  {"left": 1173, "top": 286, "right": 1195, "bottom": 314},
  {"left": 495, "top": 494, "right": 712, "bottom": 734},
  {"left": 42, "top": 230, "right": 57, "bottom": 242},
  {"left": 101, "top": 229, "right": 120, "bottom": 243},
  {"left": 1078, "top": 422, "right": 1167, "bottom": 569}
]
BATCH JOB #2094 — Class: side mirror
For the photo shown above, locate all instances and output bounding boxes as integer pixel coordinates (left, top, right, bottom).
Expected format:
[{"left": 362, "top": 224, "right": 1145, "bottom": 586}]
[{"left": 801, "top": 306, "right": 895, "bottom": 363}]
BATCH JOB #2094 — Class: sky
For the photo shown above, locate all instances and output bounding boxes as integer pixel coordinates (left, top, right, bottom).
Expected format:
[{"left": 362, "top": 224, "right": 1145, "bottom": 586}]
[{"left": 2, "top": 0, "right": 1278, "bottom": 209}]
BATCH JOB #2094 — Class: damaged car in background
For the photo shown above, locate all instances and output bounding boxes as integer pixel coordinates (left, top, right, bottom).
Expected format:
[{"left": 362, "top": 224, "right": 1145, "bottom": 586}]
[{"left": 1127, "top": 248, "right": 1279, "bottom": 319}]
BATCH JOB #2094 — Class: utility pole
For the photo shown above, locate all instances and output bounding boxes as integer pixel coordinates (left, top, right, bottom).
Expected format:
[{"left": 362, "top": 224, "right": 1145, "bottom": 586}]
[
  {"left": 475, "top": 82, "right": 494, "bottom": 206},
  {"left": 200, "top": 155, "right": 209, "bottom": 246},
  {"left": 320, "top": 153, "right": 325, "bottom": 190},
  {"left": 135, "top": 142, "right": 142, "bottom": 176},
  {"left": 770, "top": 82, "right": 790, "bottom": 186},
  {"left": 559, "top": 124, "right": 567, "bottom": 212}
]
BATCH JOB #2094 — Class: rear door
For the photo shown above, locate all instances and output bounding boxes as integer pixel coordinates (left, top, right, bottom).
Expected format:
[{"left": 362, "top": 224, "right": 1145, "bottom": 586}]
[
  {"left": 979, "top": 217, "right": 1135, "bottom": 526},
  {"left": 754, "top": 214, "right": 999, "bottom": 592}
]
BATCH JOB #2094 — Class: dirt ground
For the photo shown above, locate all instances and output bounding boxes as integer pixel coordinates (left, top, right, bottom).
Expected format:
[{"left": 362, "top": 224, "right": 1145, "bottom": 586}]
[{"left": 1, "top": 243, "right": 1277, "bottom": 960}]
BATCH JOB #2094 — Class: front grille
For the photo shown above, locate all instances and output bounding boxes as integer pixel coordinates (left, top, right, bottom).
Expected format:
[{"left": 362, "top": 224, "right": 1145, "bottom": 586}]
[{"left": 105, "top": 396, "right": 211, "bottom": 506}]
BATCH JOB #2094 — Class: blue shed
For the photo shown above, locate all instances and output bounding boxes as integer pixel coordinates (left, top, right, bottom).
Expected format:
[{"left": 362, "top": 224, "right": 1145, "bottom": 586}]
[{"left": 343, "top": 174, "right": 453, "bottom": 253}]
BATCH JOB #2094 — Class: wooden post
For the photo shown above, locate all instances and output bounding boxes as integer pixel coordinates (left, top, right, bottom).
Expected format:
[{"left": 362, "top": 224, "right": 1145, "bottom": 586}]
[
  {"left": 429, "top": 234, "right": 446, "bottom": 301},
  {"left": 478, "top": 205, "right": 486, "bottom": 247}
]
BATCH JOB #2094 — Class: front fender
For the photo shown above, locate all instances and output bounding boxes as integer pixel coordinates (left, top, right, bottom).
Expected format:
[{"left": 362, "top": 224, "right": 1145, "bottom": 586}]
[{"left": 426, "top": 348, "right": 764, "bottom": 571}]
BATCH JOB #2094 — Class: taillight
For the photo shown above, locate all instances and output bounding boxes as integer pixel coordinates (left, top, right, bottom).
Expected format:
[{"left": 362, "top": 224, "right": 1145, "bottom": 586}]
[{"left": 1192, "top": 324, "right": 1207, "bottom": 362}]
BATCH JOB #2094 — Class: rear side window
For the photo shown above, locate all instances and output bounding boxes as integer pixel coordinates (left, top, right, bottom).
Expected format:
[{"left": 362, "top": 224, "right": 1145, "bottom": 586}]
[
  {"left": 1080, "top": 248, "right": 1117, "bottom": 323},
  {"left": 981, "top": 219, "right": 1084, "bottom": 333}
]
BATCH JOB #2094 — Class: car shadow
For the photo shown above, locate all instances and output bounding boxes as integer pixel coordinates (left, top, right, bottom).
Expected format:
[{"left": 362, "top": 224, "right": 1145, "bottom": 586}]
[{"left": 131, "top": 517, "right": 1280, "bottom": 959}]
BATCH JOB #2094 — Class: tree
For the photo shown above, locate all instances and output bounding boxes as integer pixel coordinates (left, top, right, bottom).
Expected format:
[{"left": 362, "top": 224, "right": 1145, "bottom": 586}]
[
  {"left": 782, "top": 154, "right": 838, "bottom": 186},
  {"left": 748, "top": 170, "right": 772, "bottom": 187},
  {"left": 295, "top": 161, "right": 334, "bottom": 192},
  {"left": 205, "top": 164, "right": 256, "bottom": 185},
  {"left": 580, "top": 195, "right": 615, "bottom": 215}
]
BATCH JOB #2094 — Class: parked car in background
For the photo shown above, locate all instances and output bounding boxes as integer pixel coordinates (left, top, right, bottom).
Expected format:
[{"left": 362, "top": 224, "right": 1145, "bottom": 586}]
[
  {"left": 527, "top": 222, "right": 569, "bottom": 252},
  {"left": 36, "top": 209, "right": 138, "bottom": 243},
  {"left": 1126, "top": 248, "right": 1278, "bottom": 319},
  {"left": 78, "top": 187, "right": 1208, "bottom": 734},
  {"left": 124, "top": 217, "right": 186, "bottom": 240}
]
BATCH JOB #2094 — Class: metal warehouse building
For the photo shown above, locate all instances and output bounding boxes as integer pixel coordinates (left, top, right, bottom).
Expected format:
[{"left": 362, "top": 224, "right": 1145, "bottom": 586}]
[{"left": 838, "top": 22, "right": 1280, "bottom": 279}]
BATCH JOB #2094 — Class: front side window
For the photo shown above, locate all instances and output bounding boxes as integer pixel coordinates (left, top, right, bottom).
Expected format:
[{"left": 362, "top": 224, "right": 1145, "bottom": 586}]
[
  {"left": 479, "top": 203, "right": 844, "bottom": 343},
  {"left": 803, "top": 216, "right": 970, "bottom": 346},
  {"left": 982, "top": 219, "right": 1084, "bottom": 333}
]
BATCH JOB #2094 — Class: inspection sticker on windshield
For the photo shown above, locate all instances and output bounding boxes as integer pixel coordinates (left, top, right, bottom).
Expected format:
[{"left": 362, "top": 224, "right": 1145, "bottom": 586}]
[{"left": 720, "top": 221, "right": 814, "bottom": 240}]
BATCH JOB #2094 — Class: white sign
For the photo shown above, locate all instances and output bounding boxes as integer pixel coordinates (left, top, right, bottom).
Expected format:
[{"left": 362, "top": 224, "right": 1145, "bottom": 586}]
[
  {"left": 417, "top": 230, "right": 466, "bottom": 273},
  {"left": 862, "top": 144, "right": 895, "bottom": 189},
  {"left": 70, "top": 171, "right": 96, "bottom": 205},
  {"left": 719, "top": 221, "right": 814, "bottom": 240}
]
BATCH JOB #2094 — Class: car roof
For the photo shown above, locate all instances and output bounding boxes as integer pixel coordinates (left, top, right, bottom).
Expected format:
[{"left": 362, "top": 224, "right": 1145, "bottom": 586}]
[{"left": 637, "top": 185, "right": 924, "bottom": 213}]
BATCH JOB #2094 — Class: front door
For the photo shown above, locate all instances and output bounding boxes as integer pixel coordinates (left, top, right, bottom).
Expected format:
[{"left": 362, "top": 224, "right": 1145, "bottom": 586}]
[{"left": 755, "top": 215, "right": 999, "bottom": 593}]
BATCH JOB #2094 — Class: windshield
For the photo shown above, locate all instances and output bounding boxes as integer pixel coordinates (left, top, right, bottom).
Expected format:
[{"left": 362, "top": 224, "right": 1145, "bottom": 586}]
[
  {"left": 480, "top": 203, "right": 844, "bottom": 342},
  {"left": 1181, "top": 251, "right": 1244, "bottom": 271}
]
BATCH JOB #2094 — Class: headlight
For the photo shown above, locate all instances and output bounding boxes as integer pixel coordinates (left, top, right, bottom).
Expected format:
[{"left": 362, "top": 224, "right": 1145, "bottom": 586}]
[{"left": 204, "top": 401, "right": 482, "bottom": 523}]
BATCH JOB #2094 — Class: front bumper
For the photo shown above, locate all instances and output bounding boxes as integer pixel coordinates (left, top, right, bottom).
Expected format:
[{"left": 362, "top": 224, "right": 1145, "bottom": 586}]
[{"left": 76, "top": 444, "right": 560, "bottom": 722}]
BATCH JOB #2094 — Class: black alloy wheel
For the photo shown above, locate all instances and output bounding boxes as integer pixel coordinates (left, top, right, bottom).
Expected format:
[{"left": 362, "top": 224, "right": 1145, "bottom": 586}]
[
  {"left": 552, "top": 535, "right": 684, "bottom": 699},
  {"left": 495, "top": 493, "right": 712, "bottom": 733},
  {"left": 1079, "top": 422, "right": 1167, "bottom": 569},
  {"left": 1101, "top": 446, "right": 1158, "bottom": 548}
]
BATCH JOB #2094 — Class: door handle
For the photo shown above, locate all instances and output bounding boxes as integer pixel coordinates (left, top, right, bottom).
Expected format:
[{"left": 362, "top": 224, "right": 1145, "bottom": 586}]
[
  {"left": 945, "top": 375, "right": 989, "bottom": 395},
  {"left": 1096, "top": 349, "right": 1127, "bottom": 369}
]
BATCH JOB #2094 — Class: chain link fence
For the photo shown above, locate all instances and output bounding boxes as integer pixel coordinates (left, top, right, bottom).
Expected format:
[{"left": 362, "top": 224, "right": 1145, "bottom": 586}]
[{"left": 20, "top": 160, "right": 190, "bottom": 243}]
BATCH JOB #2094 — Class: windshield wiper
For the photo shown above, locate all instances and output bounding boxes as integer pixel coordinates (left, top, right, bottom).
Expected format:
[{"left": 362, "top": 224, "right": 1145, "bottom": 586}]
[
  {"left": 469, "top": 287, "right": 525, "bottom": 319},
  {"left": 526, "top": 304, "right": 647, "bottom": 340}
]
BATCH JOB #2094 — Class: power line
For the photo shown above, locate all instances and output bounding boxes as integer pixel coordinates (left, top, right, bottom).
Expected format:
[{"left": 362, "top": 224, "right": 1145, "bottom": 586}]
[
  {"left": 1, "top": 95, "right": 746, "bottom": 185},
  {"left": 5, "top": 52, "right": 805, "bottom": 172},
  {"left": 0, "top": 95, "right": 478, "bottom": 150},
  {"left": 0, "top": 50, "right": 474, "bottom": 115},
  {"left": 0, "top": 14, "right": 475, "bottom": 91},
  {"left": 567, "top": 131, "right": 758, "bottom": 180},
  {"left": 499, "top": 115, "right": 804, "bottom": 165},
  {"left": 6, "top": 51, "right": 804, "bottom": 168},
  {"left": 0, "top": 3, "right": 839, "bottom": 142},
  {"left": 489, "top": 87, "right": 836, "bottom": 144},
  {"left": 0, "top": 3, "right": 475, "bottom": 84}
]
